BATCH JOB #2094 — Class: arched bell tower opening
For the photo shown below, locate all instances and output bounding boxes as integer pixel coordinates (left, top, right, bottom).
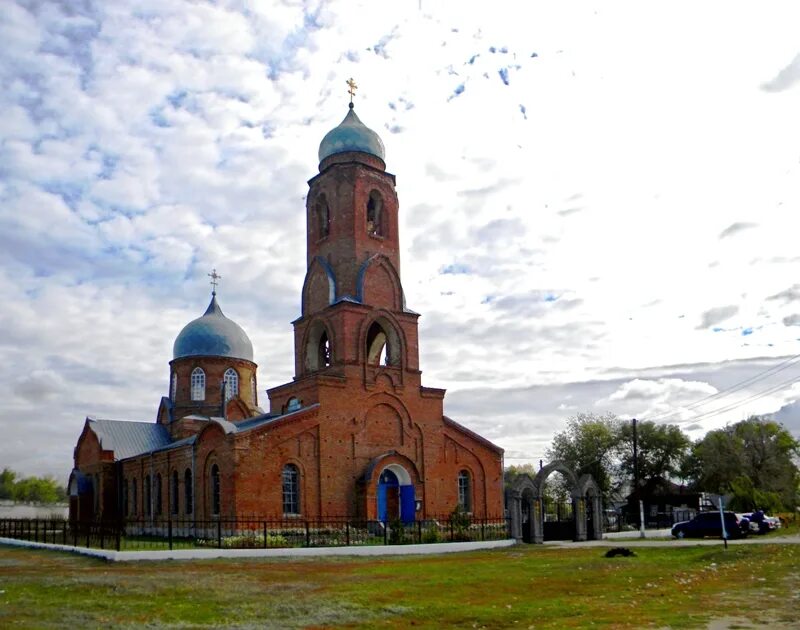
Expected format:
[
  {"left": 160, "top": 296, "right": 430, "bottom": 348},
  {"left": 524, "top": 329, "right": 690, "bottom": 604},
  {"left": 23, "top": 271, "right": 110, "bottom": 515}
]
[
  {"left": 366, "top": 190, "right": 384, "bottom": 237},
  {"left": 365, "top": 318, "right": 401, "bottom": 368},
  {"left": 304, "top": 320, "right": 333, "bottom": 373}
]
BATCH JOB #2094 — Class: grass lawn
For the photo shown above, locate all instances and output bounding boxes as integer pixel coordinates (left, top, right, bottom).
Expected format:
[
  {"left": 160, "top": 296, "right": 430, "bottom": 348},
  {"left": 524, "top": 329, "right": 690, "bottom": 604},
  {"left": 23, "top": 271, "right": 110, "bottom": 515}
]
[{"left": 1, "top": 542, "right": 798, "bottom": 628}]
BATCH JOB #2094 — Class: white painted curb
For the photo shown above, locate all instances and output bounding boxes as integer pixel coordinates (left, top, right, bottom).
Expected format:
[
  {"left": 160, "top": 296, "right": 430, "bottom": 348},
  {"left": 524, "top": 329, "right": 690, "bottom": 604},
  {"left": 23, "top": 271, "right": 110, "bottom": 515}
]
[{"left": 0, "top": 537, "right": 516, "bottom": 562}]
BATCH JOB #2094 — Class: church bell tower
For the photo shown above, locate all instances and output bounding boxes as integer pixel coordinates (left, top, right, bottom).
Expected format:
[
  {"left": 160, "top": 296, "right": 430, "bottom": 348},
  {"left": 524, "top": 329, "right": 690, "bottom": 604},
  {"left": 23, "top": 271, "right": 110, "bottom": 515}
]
[{"left": 291, "top": 83, "right": 421, "bottom": 390}]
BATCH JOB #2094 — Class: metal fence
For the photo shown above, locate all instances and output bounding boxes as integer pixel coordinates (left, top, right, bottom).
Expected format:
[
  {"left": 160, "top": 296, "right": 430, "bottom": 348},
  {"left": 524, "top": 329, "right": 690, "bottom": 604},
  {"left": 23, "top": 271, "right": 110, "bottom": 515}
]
[
  {"left": 603, "top": 509, "right": 696, "bottom": 532},
  {"left": 0, "top": 515, "right": 510, "bottom": 552}
]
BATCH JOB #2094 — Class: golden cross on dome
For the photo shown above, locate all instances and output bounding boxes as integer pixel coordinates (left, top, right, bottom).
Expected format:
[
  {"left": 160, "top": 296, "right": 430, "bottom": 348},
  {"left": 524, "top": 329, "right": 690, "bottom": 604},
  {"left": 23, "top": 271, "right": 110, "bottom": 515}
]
[
  {"left": 208, "top": 268, "right": 222, "bottom": 295},
  {"left": 346, "top": 77, "right": 358, "bottom": 104}
]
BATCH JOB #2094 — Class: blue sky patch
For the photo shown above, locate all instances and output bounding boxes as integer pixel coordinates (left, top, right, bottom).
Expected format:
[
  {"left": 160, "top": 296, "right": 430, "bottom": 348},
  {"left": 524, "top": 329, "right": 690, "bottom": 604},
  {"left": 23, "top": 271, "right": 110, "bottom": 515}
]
[
  {"left": 498, "top": 68, "right": 510, "bottom": 85},
  {"left": 741, "top": 327, "right": 753, "bottom": 336},
  {"left": 441, "top": 263, "right": 471, "bottom": 275}
]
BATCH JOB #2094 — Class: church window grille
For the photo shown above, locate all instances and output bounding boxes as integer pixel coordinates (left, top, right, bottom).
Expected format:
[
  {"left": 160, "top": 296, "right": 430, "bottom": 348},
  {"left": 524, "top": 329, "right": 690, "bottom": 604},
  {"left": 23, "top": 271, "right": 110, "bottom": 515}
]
[
  {"left": 191, "top": 368, "right": 205, "bottom": 401},
  {"left": 144, "top": 475, "right": 152, "bottom": 517},
  {"left": 184, "top": 469, "right": 193, "bottom": 515},
  {"left": 154, "top": 474, "right": 163, "bottom": 516},
  {"left": 131, "top": 478, "right": 137, "bottom": 516},
  {"left": 366, "top": 190, "right": 383, "bottom": 236},
  {"left": 211, "top": 464, "right": 221, "bottom": 516},
  {"left": 223, "top": 368, "right": 238, "bottom": 402},
  {"left": 458, "top": 470, "right": 472, "bottom": 513},
  {"left": 282, "top": 464, "right": 300, "bottom": 515},
  {"left": 171, "top": 372, "right": 177, "bottom": 400},
  {"left": 170, "top": 471, "right": 179, "bottom": 516}
]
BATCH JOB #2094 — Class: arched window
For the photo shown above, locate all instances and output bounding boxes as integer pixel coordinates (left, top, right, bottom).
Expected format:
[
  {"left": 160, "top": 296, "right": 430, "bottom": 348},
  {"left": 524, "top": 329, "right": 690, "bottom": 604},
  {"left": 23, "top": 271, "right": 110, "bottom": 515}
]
[
  {"left": 211, "top": 464, "right": 221, "bottom": 516},
  {"left": 184, "top": 469, "right": 193, "bottom": 515},
  {"left": 171, "top": 372, "right": 177, "bottom": 400},
  {"left": 315, "top": 195, "right": 330, "bottom": 238},
  {"left": 170, "top": 470, "right": 179, "bottom": 516},
  {"left": 130, "top": 478, "right": 137, "bottom": 517},
  {"left": 144, "top": 474, "right": 151, "bottom": 517},
  {"left": 251, "top": 375, "right": 257, "bottom": 406},
  {"left": 191, "top": 368, "right": 205, "bottom": 401},
  {"left": 458, "top": 470, "right": 472, "bottom": 513},
  {"left": 223, "top": 368, "right": 238, "bottom": 402},
  {"left": 282, "top": 464, "right": 300, "bottom": 515},
  {"left": 154, "top": 474, "right": 163, "bottom": 516},
  {"left": 286, "top": 397, "right": 301, "bottom": 412},
  {"left": 366, "top": 190, "right": 383, "bottom": 236}
]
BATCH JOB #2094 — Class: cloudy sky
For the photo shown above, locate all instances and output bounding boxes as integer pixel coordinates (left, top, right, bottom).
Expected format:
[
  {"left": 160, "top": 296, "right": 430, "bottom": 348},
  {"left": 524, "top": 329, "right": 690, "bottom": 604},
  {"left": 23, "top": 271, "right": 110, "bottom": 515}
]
[{"left": 2, "top": 0, "right": 800, "bottom": 479}]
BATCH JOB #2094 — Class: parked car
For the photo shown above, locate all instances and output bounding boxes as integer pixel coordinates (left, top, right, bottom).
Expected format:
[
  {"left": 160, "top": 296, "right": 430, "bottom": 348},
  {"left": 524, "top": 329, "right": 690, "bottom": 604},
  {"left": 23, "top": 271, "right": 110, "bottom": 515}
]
[
  {"left": 744, "top": 511, "right": 781, "bottom": 534},
  {"left": 671, "top": 511, "right": 749, "bottom": 539}
]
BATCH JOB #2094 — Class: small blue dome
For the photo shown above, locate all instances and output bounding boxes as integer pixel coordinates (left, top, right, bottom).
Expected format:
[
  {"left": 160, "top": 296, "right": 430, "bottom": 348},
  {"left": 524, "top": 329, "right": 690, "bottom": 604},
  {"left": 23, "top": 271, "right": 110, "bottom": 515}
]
[
  {"left": 318, "top": 105, "right": 385, "bottom": 163},
  {"left": 173, "top": 295, "right": 254, "bottom": 362}
]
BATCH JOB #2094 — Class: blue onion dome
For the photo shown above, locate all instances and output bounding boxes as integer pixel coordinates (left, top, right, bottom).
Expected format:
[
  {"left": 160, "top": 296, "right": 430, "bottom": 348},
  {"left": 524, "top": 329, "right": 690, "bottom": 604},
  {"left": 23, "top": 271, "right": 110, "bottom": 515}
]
[
  {"left": 318, "top": 104, "right": 386, "bottom": 163},
  {"left": 173, "top": 294, "right": 254, "bottom": 362}
]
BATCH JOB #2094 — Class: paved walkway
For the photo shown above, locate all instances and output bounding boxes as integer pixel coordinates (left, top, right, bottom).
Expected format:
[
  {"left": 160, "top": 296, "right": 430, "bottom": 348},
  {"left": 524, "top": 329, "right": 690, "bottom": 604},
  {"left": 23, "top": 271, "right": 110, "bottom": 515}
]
[
  {"left": 545, "top": 531, "right": 800, "bottom": 548},
  {"left": 0, "top": 536, "right": 515, "bottom": 562}
]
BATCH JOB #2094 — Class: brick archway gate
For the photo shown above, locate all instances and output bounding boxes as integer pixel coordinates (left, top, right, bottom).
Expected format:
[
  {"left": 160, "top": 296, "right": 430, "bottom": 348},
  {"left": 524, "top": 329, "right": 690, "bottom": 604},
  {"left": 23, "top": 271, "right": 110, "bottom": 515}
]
[{"left": 507, "top": 460, "right": 603, "bottom": 544}]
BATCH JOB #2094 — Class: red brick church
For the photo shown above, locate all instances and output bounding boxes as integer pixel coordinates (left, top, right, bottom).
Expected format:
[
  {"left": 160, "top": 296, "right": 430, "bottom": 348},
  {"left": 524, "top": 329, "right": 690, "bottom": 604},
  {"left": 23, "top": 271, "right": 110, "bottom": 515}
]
[{"left": 69, "top": 97, "right": 505, "bottom": 524}]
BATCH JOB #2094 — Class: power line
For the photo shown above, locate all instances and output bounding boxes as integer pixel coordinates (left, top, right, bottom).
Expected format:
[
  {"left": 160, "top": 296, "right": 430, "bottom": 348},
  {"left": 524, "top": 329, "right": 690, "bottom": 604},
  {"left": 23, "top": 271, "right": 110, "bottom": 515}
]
[
  {"left": 677, "top": 374, "right": 800, "bottom": 425},
  {"left": 648, "top": 352, "right": 800, "bottom": 422}
]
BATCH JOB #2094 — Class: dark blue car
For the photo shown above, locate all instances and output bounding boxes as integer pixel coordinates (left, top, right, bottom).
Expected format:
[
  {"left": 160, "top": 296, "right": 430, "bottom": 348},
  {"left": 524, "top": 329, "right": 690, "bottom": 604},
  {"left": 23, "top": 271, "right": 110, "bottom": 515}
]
[{"left": 671, "top": 511, "right": 749, "bottom": 539}]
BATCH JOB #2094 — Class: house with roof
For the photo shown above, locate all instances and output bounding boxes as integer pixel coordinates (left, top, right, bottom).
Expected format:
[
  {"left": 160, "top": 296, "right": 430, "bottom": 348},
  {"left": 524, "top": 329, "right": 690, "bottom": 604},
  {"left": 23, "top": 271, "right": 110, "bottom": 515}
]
[{"left": 69, "top": 97, "right": 505, "bottom": 524}]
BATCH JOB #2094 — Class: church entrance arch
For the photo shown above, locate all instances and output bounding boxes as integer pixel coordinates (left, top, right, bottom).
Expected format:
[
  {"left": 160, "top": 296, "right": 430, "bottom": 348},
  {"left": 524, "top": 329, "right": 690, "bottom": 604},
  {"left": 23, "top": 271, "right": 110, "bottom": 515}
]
[
  {"left": 376, "top": 463, "right": 415, "bottom": 524},
  {"left": 508, "top": 460, "right": 603, "bottom": 544}
]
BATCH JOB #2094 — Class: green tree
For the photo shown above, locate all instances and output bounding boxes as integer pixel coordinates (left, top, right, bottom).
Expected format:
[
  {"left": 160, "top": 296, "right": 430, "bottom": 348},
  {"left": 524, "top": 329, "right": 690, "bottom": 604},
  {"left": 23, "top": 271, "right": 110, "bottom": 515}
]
[
  {"left": 13, "top": 476, "right": 65, "bottom": 504},
  {"left": 616, "top": 420, "right": 691, "bottom": 489},
  {"left": 0, "top": 469, "right": 66, "bottom": 504},
  {"left": 503, "top": 463, "right": 538, "bottom": 490},
  {"left": 684, "top": 416, "right": 800, "bottom": 511},
  {"left": 0, "top": 468, "right": 17, "bottom": 500},
  {"left": 546, "top": 412, "right": 621, "bottom": 503}
]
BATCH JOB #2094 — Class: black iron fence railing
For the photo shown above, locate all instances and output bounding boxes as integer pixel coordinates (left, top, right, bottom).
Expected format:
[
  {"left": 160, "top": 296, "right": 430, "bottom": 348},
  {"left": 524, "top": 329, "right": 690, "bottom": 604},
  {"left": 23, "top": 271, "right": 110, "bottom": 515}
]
[
  {"left": 603, "top": 509, "right": 697, "bottom": 533},
  {"left": 0, "top": 516, "right": 511, "bottom": 552}
]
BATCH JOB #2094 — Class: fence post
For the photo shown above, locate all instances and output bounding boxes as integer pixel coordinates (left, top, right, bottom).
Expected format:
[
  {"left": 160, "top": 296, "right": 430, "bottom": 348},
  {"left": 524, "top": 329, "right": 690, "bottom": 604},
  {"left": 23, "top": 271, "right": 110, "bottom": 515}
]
[
  {"left": 305, "top": 521, "right": 310, "bottom": 547},
  {"left": 262, "top": 521, "right": 267, "bottom": 549},
  {"left": 100, "top": 522, "right": 105, "bottom": 550},
  {"left": 85, "top": 522, "right": 90, "bottom": 549},
  {"left": 116, "top": 519, "right": 122, "bottom": 551},
  {"left": 481, "top": 519, "right": 485, "bottom": 541},
  {"left": 167, "top": 518, "right": 173, "bottom": 551},
  {"left": 63, "top": 520, "right": 67, "bottom": 546},
  {"left": 383, "top": 521, "right": 388, "bottom": 546},
  {"left": 217, "top": 520, "right": 222, "bottom": 549},
  {"left": 346, "top": 522, "right": 350, "bottom": 546},
  {"left": 417, "top": 520, "right": 422, "bottom": 544}
]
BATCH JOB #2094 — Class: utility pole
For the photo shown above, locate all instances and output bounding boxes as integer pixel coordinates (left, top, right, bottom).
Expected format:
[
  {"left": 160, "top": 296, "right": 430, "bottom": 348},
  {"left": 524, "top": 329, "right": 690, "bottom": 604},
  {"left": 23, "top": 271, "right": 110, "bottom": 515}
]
[
  {"left": 632, "top": 418, "right": 644, "bottom": 537},
  {"left": 632, "top": 418, "right": 639, "bottom": 491}
]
